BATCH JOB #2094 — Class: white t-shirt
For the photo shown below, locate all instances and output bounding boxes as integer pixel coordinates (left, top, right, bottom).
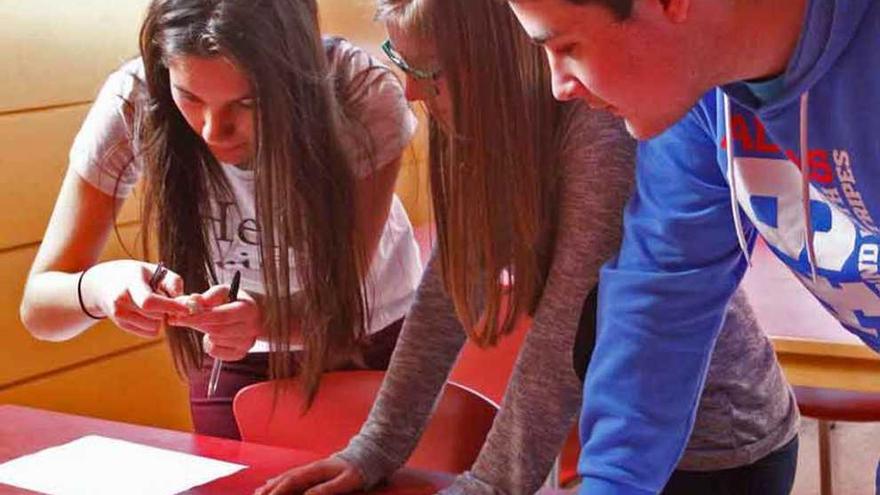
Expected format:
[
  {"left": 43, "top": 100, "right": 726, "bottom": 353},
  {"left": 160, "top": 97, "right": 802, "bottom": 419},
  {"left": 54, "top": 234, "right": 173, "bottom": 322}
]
[{"left": 69, "top": 38, "right": 423, "bottom": 350}]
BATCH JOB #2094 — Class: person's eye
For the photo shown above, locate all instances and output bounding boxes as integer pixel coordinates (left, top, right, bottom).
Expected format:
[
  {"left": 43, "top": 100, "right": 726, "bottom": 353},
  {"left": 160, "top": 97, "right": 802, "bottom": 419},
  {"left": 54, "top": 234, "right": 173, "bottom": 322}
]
[
  {"left": 238, "top": 98, "right": 256, "bottom": 109},
  {"left": 555, "top": 43, "right": 578, "bottom": 56},
  {"left": 174, "top": 90, "right": 200, "bottom": 105}
]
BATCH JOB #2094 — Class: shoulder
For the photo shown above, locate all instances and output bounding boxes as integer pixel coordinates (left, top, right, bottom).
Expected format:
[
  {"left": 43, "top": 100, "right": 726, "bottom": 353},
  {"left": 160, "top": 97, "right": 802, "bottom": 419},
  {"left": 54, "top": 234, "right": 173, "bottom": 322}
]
[
  {"left": 558, "top": 102, "right": 636, "bottom": 184},
  {"left": 324, "top": 36, "right": 405, "bottom": 110},
  {"left": 561, "top": 102, "right": 634, "bottom": 154},
  {"left": 86, "top": 58, "right": 148, "bottom": 134},
  {"left": 323, "top": 37, "right": 417, "bottom": 177},
  {"left": 99, "top": 58, "right": 147, "bottom": 108}
]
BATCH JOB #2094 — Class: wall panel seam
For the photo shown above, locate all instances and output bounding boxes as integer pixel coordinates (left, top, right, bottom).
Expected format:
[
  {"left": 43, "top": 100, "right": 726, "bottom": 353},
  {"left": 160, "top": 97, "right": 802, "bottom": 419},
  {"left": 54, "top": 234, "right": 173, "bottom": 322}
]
[
  {"left": 0, "top": 220, "right": 141, "bottom": 255},
  {"left": 0, "top": 340, "right": 168, "bottom": 392},
  {"left": 0, "top": 101, "right": 92, "bottom": 118}
]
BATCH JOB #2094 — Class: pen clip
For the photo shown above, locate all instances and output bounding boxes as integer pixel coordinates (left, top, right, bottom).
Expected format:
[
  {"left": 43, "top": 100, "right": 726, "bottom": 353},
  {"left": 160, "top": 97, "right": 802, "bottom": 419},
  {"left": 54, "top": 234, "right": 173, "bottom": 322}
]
[{"left": 149, "top": 262, "right": 168, "bottom": 293}]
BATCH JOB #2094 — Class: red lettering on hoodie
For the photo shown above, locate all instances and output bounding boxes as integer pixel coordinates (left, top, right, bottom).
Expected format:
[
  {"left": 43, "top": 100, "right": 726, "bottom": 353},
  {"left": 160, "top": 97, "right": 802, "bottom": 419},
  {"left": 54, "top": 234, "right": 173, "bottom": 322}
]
[
  {"left": 754, "top": 119, "right": 782, "bottom": 154},
  {"left": 785, "top": 149, "right": 834, "bottom": 185}
]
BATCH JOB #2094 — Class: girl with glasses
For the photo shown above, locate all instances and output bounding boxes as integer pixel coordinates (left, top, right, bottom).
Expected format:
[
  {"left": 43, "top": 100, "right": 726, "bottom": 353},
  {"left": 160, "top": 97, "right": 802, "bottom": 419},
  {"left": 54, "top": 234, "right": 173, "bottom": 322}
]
[{"left": 258, "top": 0, "right": 798, "bottom": 494}]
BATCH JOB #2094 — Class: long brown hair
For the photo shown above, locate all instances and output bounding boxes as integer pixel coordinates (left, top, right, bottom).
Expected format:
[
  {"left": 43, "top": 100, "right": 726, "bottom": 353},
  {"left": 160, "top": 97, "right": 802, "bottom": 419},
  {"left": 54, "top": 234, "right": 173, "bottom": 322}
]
[
  {"left": 134, "top": 0, "right": 377, "bottom": 401},
  {"left": 378, "top": 0, "right": 567, "bottom": 346}
]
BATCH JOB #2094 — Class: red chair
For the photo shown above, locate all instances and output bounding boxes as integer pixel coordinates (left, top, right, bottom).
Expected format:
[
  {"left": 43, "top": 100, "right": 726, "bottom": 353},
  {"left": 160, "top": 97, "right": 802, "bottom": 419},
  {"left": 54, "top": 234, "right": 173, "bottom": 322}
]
[
  {"left": 792, "top": 385, "right": 880, "bottom": 495},
  {"left": 233, "top": 370, "right": 498, "bottom": 473},
  {"left": 448, "top": 311, "right": 582, "bottom": 487}
]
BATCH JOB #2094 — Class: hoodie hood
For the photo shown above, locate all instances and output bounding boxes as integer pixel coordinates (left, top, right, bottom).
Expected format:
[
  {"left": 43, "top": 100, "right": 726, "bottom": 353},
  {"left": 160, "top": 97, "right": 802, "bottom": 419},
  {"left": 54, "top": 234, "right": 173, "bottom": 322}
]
[
  {"left": 708, "top": 0, "right": 880, "bottom": 349},
  {"left": 723, "top": 0, "right": 873, "bottom": 112},
  {"left": 721, "top": 0, "right": 877, "bottom": 280}
]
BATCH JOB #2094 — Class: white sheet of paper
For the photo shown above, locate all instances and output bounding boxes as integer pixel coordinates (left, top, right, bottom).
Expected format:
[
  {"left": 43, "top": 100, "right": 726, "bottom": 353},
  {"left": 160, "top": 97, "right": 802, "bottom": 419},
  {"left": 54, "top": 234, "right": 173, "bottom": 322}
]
[{"left": 0, "top": 435, "right": 247, "bottom": 495}]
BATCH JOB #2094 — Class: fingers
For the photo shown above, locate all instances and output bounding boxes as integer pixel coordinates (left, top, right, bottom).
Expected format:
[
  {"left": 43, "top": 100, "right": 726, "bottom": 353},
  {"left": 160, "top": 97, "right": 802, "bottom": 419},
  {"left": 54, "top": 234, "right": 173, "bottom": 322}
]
[
  {"left": 159, "top": 270, "right": 185, "bottom": 298},
  {"left": 202, "top": 335, "right": 249, "bottom": 361},
  {"left": 112, "top": 305, "right": 162, "bottom": 338},
  {"left": 258, "top": 461, "right": 343, "bottom": 495},
  {"left": 170, "top": 300, "right": 252, "bottom": 327},
  {"left": 200, "top": 284, "right": 231, "bottom": 307},
  {"left": 259, "top": 473, "right": 300, "bottom": 495},
  {"left": 196, "top": 324, "right": 254, "bottom": 345},
  {"left": 136, "top": 293, "right": 191, "bottom": 316},
  {"left": 129, "top": 269, "right": 189, "bottom": 315},
  {"left": 303, "top": 472, "right": 361, "bottom": 495}
]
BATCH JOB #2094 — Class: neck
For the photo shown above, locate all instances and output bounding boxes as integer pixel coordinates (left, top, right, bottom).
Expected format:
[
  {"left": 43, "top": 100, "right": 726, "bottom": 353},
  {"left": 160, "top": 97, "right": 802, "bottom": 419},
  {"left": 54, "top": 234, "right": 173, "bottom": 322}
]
[{"left": 710, "top": 0, "right": 808, "bottom": 85}]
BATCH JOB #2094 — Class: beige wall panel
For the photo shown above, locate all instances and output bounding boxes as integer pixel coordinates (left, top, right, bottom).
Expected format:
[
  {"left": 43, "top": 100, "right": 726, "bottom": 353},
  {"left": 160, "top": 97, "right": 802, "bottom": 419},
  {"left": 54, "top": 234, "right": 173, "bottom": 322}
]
[
  {"left": 0, "top": 0, "right": 149, "bottom": 113},
  {"left": 0, "top": 342, "right": 193, "bottom": 431},
  {"left": 394, "top": 113, "right": 431, "bottom": 226},
  {"left": 318, "top": 0, "right": 433, "bottom": 225},
  {"left": 0, "top": 106, "right": 139, "bottom": 250},
  {"left": 319, "top": 0, "right": 386, "bottom": 52},
  {"left": 0, "top": 224, "right": 155, "bottom": 387}
]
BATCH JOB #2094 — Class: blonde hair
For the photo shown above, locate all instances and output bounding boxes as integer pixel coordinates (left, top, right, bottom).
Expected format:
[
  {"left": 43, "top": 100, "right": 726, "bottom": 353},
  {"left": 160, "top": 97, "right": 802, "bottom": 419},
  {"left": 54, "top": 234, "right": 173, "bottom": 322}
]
[{"left": 378, "top": 0, "right": 569, "bottom": 346}]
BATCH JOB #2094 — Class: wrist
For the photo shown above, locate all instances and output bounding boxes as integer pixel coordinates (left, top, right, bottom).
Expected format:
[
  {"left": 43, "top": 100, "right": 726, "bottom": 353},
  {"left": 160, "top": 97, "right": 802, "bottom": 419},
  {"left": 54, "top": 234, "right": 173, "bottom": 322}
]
[{"left": 77, "top": 265, "right": 106, "bottom": 320}]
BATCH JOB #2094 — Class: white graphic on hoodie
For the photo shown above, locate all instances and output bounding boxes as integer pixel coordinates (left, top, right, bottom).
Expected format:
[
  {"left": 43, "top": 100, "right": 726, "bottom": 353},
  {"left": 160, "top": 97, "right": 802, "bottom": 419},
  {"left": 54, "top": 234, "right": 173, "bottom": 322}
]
[{"left": 732, "top": 154, "right": 880, "bottom": 340}]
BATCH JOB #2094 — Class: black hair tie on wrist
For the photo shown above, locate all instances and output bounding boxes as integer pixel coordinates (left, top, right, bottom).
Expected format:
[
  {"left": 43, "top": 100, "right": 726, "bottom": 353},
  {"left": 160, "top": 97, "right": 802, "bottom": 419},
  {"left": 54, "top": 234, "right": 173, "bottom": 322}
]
[{"left": 77, "top": 267, "right": 106, "bottom": 320}]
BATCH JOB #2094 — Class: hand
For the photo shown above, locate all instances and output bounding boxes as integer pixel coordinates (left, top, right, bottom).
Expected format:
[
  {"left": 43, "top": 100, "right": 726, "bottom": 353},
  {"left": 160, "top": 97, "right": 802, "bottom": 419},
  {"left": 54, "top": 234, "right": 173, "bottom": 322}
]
[
  {"left": 83, "top": 260, "right": 189, "bottom": 338},
  {"left": 169, "top": 284, "right": 262, "bottom": 361},
  {"left": 255, "top": 457, "right": 364, "bottom": 495}
]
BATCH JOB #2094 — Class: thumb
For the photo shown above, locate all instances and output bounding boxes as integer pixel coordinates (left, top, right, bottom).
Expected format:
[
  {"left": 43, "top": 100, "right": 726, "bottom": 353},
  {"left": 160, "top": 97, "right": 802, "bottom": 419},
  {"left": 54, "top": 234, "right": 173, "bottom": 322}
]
[
  {"left": 160, "top": 270, "right": 185, "bottom": 298},
  {"left": 200, "top": 284, "right": 231, "bottom": 308}
]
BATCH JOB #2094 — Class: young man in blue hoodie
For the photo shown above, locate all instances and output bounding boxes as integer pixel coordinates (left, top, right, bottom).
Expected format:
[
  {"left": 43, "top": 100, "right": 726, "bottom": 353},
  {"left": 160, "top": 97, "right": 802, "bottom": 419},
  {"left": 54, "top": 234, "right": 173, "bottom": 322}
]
[{"left": 507, "top": 0, "right": 880, "bottom": 493}]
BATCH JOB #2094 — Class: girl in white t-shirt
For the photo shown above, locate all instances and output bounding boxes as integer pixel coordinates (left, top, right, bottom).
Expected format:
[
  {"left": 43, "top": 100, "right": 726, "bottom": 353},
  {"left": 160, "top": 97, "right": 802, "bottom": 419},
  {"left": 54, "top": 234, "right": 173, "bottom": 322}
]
[{"left": 19, "top": 0, "right": 423, "bottom": 438}]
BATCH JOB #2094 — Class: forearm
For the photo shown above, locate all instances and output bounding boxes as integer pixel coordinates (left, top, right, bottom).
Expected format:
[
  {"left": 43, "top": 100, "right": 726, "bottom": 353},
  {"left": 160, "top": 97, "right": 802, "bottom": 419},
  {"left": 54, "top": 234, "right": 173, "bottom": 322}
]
[
  {"left": 444, "top": 107, "right": 635, "bottom": 494},
  {"left": 337, "top": 256, "right": 467, "bottom": 486},
  {"left": 355, "top": 159, "right": 401, "bottom": 268},
  {"left": 21, "top": 268, "right": 104, "bottom": 341},
  {"left": 21, "top": 169, "right": 124, "bottom": 341},
  {"left": 457, "top": 303, "right": 584, "bottom": 495}
]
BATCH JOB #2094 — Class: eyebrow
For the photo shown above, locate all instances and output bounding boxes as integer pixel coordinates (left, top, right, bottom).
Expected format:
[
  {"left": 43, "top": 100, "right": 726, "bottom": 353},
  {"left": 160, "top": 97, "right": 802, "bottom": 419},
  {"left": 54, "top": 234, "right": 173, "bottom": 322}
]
[
  {"left": 172, "top": 84, "right": 202, "bottom": 101},
  {"left": 172, "top": 84, "right": 254, "bottom": 103},
  {"left": 530, "top": 30, "right": 558, "bottom": 46}
]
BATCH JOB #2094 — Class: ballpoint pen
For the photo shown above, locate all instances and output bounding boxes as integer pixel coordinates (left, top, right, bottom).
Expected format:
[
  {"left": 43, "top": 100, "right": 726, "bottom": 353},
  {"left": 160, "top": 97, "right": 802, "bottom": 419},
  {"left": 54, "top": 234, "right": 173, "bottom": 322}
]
[
  {"left": 207, "top": 270, "right": 241, "bottom": 398},
  {"left": 149, "top": 262, "right": 168, "bottom": 293}
]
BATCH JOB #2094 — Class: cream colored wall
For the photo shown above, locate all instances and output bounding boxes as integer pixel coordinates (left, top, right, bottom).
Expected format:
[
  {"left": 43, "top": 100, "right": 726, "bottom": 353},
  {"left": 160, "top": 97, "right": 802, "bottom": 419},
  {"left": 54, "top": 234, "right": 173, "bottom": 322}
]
[
  {"left": 319, "top": 0, "right": 432, "bottom": 227},
  {"left": 0, "top": 0, "right": 427, "bottom": 431},
  {"left": 0, "top": 1, "right": 193, "bottom": 430}
]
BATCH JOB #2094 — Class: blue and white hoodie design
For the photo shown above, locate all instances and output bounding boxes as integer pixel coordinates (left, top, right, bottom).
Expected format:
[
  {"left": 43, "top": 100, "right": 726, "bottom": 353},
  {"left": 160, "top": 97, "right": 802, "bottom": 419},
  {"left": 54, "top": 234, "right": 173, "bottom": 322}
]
[{"left": 579, "top": 1, "right": 880, "bottom": 493}]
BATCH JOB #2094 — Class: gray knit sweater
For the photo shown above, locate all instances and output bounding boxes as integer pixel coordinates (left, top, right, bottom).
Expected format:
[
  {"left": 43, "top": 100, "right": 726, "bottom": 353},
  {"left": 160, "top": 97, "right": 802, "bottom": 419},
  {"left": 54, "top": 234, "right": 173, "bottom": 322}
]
[{"left": 337, "top": 106, "right": 799, "bottom": 494}]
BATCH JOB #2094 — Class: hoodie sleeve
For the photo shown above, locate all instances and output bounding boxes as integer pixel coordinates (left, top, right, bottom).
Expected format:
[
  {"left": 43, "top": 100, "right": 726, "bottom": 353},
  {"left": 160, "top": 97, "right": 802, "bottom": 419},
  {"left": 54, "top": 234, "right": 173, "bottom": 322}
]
[{"left": 578, "top": 101, "right": 756, "bottom": 494}]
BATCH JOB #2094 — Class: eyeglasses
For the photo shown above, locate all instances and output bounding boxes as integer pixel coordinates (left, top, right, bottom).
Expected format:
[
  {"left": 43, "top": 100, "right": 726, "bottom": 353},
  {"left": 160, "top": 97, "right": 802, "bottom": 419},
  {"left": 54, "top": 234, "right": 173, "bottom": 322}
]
[{"left": 381, "top": 38, "right": 441, "bottom": 81}]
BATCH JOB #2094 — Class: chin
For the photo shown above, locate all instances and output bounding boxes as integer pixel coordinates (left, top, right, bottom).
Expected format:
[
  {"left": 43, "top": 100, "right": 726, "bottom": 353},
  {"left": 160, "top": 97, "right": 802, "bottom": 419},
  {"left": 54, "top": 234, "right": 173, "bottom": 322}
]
[
  {"left": 623, "top": 117, "right": 674, "bottom": 141},
  {"left": 211, "top": 148, "right": 250, "bottom": 165}
]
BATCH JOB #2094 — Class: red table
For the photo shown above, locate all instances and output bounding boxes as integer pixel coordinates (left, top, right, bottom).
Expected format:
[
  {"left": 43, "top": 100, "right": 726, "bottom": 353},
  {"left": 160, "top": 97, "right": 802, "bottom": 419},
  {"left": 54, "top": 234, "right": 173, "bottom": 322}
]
[{"left": 0, "top": 405, "right": 451, "bottom": 494}]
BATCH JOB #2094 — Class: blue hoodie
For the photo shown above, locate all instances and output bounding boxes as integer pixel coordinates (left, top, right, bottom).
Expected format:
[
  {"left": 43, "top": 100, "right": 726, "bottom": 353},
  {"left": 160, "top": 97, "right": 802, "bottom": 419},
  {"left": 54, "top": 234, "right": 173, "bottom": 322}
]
[{"left": 580, "top": 1, "right": 880, "bottom": 493}]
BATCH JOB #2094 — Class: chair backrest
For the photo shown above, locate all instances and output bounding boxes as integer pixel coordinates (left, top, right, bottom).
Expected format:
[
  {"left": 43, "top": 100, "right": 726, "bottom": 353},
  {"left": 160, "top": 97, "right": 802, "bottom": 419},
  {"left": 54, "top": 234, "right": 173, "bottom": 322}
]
[
  {"left": 233, "top": 370, "right": 498, "bottom": 473},
  {"left": 448, "top": 307, "right": 582, "bottom": 486}
]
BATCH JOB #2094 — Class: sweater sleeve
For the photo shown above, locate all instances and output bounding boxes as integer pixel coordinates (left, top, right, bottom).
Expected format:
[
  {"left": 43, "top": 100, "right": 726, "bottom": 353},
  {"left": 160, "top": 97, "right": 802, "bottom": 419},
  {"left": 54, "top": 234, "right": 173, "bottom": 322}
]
[
  {"left": 336, "top": 253, "right": 468, "bottom": 487},
  {"left": 441, "top": 108, "right": 636, "bottom": 495},
  {"left": 340, "top": 106, "right": 636, "bottom": 494}
]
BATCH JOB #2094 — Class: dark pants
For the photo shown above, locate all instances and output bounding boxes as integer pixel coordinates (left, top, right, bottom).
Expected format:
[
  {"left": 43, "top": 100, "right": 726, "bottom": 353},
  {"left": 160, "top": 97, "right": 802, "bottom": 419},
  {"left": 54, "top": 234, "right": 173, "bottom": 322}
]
[
  {"left": 572, "top": 287, "right": 798, "bottom": 495},
  {"left": 661, "top": 436, "right": 799, "bottom": 495},
  {"left": 187, "top": 318, "right": 404, "bottom": 439}
]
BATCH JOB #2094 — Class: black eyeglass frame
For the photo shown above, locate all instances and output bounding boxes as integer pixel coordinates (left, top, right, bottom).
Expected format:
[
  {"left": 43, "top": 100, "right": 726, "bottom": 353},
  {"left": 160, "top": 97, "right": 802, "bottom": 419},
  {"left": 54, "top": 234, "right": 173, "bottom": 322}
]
[{"left": 381, "top": 38, "right": 442, "bottom": 81}]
